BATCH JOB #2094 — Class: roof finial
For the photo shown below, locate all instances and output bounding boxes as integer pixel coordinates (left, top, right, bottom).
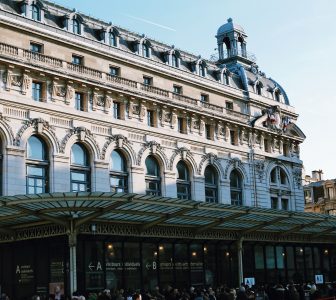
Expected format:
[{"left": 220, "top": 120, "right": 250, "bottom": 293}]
[{"left": 227, "top": 17, "right": 233, "bottom": 23}]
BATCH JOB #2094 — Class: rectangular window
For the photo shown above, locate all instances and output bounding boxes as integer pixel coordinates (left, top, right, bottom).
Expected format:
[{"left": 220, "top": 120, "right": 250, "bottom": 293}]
[
  {"left": 147, "top": 110, "right": 154, "bottom": 127},
  {"left": 271, "top": 197, "right": 278, "bottom": 209},
  {"left": 177, "top": 117, "right": 186, "bottom": 134},
  {"left": 200, "top": 94, "right": 208, "bottom": 102},
  {"left": 205, "top": 124, "right": 212, "bottom": 140},
  {"left": 109, "top": 66, "right": 119, "bottom": 76},
  {"left": 264, "top": 138, "right": 270, "bottom": 152},
  {"left": 283, "top": 143, "right": 290, "bottom": 156},
  {"left": 71, "top": 171, "right": 89, "bottom": 192},
  {"left": 32, "top": 81, "right": 42, "bottom": 102},
  {"left": 27, "top": 165, "right": 46, "bottom": 194},
  {"left": 143, "top": 76, "right": 152, "bottom": 86},
  {"left": 113, "top": 102, "right": 121, "bottom": 119},
  {"left": 230, "top": 130, "right": 236, "bottom": 145},
  {"left": 281, "top": 198, "right": 289, "bottom": 210},
  {"left": 75, "top": 92, "right": 84, "bottom": 111},
  {"left": 110, "top": 175, "right": 128, "bottom": 193},
  {"left": 30, "top": 42, "right": 42, "bottom": 53},
  {"left": 173, "top": 85, "right": 182, "bottom": 94},
  {"left": 226, "top": 101, "right": 233, "bottom": 110},
  {"left": 72, "top": 55, "right": 83, "bottom": 65}
]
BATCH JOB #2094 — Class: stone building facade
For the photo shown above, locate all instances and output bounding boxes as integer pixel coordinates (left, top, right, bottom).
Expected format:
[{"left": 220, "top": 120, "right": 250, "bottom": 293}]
[
  {"left": 3, "top": 1, "right": 332, "bottom": 299},
  {"left": 0, "top": 0, "right": 305, "bottom": 210}
]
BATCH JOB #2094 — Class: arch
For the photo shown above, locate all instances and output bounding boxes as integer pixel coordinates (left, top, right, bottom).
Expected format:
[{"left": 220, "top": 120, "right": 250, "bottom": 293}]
[
  {"left": 137, "top": 141, "right": 169, "bottom": 171},
  {"left": 60, "top": 127, "right": 100, "bottom": 160},
  {"left": 15, "top": 118, "right": 60, "bottom": 154},
  {"left": 204, "top": 164, "right": 219, "bottom": 203},
  {"left": 27, "top": 135, "right": 47, "bottom": 160},
  {"left": 224, "top": 158, "right": 248, "bottom": 182},
  {"left": 217, "top": 66, "right": 231, "bottom": 84},
  {"left": 71, "top": 143, "right": 89, "bottom": 166},
  {"left": 0, "top": 114, "right": 15, "bottom": 147},
  {"left": 265, "top": 162, "right": 293, "bottom": 191},
  {"left": 198, "top": 153, "right": 224, "bottom": 178},
  {"left": 169, "top": 148, "right": 197, "bottom": 174},
  {"left": 101, "top": 134, "right": 136, "bottom": 165}
]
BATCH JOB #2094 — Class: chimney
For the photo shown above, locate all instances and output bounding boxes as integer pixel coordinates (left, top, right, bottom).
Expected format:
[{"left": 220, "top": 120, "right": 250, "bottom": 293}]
[
  {"left": 318, "top": 169, "right": 324, "bottom": 180},
  {"left": 312, "top": 170, "right": 319, "bottom": 181}
]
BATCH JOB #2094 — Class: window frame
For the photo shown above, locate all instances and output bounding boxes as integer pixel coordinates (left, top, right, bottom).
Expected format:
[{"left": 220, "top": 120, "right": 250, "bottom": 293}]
[
  {"left": 75, "top": 92, "right": 84, "bottom": 111},
  {"left": 31, "top": 4, "right": 41, "bottom": 21},
  {"left": 230, "top": 169, "right": 243, "bottom": 206},
  {"left": 176, "top": 161, "right": 191, "bottom": 200},
  {"left": 72, "top": 18, "right": 80, "bottom": 35},
  {"left": 110, "top": 150, "right": 128, "bottom": 193},
  {"left": 72, "top": 54, "right": 83, "bottom": 65},
  {"left": 204, "top": 165, "right": 218, "bottom": 203},
  {"left": 70, "top": 143, "right": 90, "bottom": 192},
  {"left": 109, "top": 66, "right": 119, "bottom": 76},
  {"left": 32, "top": 81, "right": 43, "bottom": 102},
  {"left": 145, "top": 156, "right": 161, "bottom": 196}
]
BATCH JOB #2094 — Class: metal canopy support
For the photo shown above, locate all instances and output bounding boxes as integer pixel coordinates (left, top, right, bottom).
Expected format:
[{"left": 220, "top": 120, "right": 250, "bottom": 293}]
[
  {"left": 280, "top": 219, "right": 324, "bottom": 236},
  {"left": 195, "top": 211, "right": 248, "bottom": 233},
  {"left": 68, "top": 220, "right": 77, "bottom": 296},
  {"left": 237, "top": 237, "right": 244, "bottom": 286},
  {"left": 240, "top": 216, "right": 289, "bottom": 235},
  {"left": 139, "top": 205, "right": 199, "bottom": 232}
]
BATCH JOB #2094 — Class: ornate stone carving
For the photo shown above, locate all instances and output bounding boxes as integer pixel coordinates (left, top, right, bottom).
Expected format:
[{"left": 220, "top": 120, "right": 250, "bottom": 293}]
[
  {"left": 65, "top": 83, "right": 74, "bottom": 104},
  {"left": 0, "top": 113, "right": 15, "bottom": 146},
  {"left": 224, "top": 158, "right": 248, "bottom": 180},
  {"left": 136, "top": 141, "right": 168, "bottom": 167},
  {"left": 3, "top": 71, "right": 30, "bottom": 94},
  {"left": 254, "top": 160, "right": 265, "bottom": 182},
  {"left": 104, "top": 94, "right": 112, "bottom": 113},
  {"left": 198, "top": 153, "right": 224, "bottom": 175},
  {"left": 60, "top": 127, "right": 100, "bottom": 157},
  {"left": 101, "top": 134, "right": 135, "bottom": 160},
  {"left": 169, "top": 147, "right": 197, "bottom": 171},
  {"left": 14, "top": 118, "right": 60, "bottom": 151},
  {"left": 292, "top": 167, "right": 302, "bottom": 188}
]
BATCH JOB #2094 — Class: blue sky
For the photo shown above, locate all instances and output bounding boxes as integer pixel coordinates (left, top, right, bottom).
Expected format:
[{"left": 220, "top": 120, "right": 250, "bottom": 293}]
[{"left": 54, "top": 0, "right": 336, "bottom": 178}]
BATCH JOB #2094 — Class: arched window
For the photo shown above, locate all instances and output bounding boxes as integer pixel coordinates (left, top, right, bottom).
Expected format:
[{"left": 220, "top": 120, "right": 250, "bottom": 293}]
[
  {"left": 109, "top": 31, "right": 116, "bottom": 47},
  {"left": 110, "top": 150, "right": 128, "bottom": 193},
  {"left": 199, "top": 64, "right": 206, "bottom": 77},
  {"left": 26, "top": 136, "right": 48, "bottom": 194},
  {"left": 31, "top": 4, "right": 40, "bottom": 21},
  {"left": 230, "top": 170, "right": 243, "bottom": 205},
  {"left": 73, "top": 19, "right": 80, "bottom": 35},
  {"left": 176, "top": 161, "right": 191, "bottom": 200},
  {"left": 269, "top": 166, "right": 290, "bottom": 210},
  {"left": 172, "top": 53, "right": 179, "bottom": 68},
  {"left": 204, "top": 165, "right": 218, "bottom": 203},
  {"left": 142, "top": 43, "right": 150, "bottom": 58},
  {"left": 70, "top": 143, "right": 90, "bottom": 192},
  {"left": 145, "top": 156, "right": 160, "bottom": 196}
]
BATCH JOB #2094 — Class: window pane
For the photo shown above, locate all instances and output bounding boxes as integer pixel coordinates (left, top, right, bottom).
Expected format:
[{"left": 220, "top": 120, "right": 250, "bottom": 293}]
[
  {"left": 110, "top": 151, "right": 125, "bottom": 171},
  {"left": 204, "top": 166, "right": 216, "bottom": 184},
  {"left": 71, "top": 144, "right": 87, "bottom": 166},
  {"left": 27, "top": 166, "right": 44, "bottom": 176},
  {"left": 145, "top": 156, "right": 159, "bottom": 176},
  {"left": 27, "top": 136, "right": 45, "bottom": 160},
  {"left": 71, "top": 172, "right": 85, "bottom": 181},
  {"left": 177, "top": 161, "right": 188, "bottom": 180}
]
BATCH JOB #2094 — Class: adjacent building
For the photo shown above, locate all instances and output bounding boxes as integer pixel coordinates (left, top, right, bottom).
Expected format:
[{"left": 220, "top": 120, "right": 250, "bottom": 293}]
[
  {"left": 304, "top": 170, "right": 336, "bottom": 215},
  {"left": 0, "top": 1, "right": 335, "bottom": 299}
]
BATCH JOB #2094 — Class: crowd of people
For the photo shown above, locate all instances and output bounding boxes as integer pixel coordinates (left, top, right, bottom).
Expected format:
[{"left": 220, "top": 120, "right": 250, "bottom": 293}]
[{"left": 2, "top": 282, "right": 336, "bottom": 300}]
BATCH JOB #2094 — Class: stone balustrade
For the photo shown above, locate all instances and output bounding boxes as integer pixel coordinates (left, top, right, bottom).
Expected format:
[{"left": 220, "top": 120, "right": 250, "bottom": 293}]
[{"left": 0, "top": 41, "right": 250, "bottom": 121}]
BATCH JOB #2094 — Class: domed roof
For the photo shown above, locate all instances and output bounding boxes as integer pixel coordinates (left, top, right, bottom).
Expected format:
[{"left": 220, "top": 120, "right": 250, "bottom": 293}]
[{"left": 217, "top": 18, "right": 246, "bottom": 36}]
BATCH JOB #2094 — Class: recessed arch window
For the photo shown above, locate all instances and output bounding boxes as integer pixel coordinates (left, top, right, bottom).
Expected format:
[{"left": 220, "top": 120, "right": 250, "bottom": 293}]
[
  {"left": 230, "top": 169, "right": 243, "bottom": 205},
  {"left": 110, "top": 150, "right": 128, "bottom": 193},
  {"left": 31, "top": 4, "right": 40, "bottom": 21},
  {"left": 204, "top": 165, "right": 218, "bottom": 203},
  {"left": 109, "top": 31, "right": 116, "bottom": 47},
  {"left": 256, "top": 82, "right": 263, "bottom": 95},
  {"left": 73, "top": 19, "right": 80, "bottom": 35},
  {"left": 142, "top": 43, "right": 150, "bottom": 58},
  {"left": 172, "top": 53, "right": 179, "bottom": 68},
  {"left": 176, "top": 161, "right": 191, "bottom": 200},
  {"left": 145, "top": 156, "right": 161, "bottom": 196},
  {"left": 269, "top": 166, "right": 290, "bottom": 210},
  {"left": 199, "top": 64, "right": 206, "bottom": 77},
  {"left": 26, "top": 135, "right": 48, "bottom": 194},
  {"left": 70, "top": 143, "right": 90, "bottom": 192}
]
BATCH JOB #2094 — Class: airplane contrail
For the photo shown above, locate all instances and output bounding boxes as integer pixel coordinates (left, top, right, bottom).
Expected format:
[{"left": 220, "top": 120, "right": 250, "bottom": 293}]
[{"left": 123, "top": 14, "right": 176, "bottom": 32}]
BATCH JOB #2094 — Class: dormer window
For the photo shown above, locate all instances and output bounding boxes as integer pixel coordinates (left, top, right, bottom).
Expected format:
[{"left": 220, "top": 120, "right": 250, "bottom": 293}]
[
  {"left": 172, "top": 54, "right": 179, "bottom": 67},
  {"left": 256, "top": 82, "right": 263, "bottom": 95},
  {"left": 31, "top": 4, "right": 40, "bottom": 21},
  {"left": 21, "top": 1, "right": 45, "bottom": 22},
  {"left": 199, "top": 64, "right": 206, "bottom": 77},
  {"left": 275, "top": 89, "right": 281, "bottom": 102},
  {"left": 142, "top": 43, "right": 150, "bottom": 58},
  {"left": 217, "top": 67, "right": 231, "bottom": 85},
  {"left": 109, "top": 32, "right": 116, "bottom": 47},
  {"left": 73, "top": 19, "right": 80, "bottom": 34},
  {"left": 64, "top": 13, "right": 85, "bottom": 35}
]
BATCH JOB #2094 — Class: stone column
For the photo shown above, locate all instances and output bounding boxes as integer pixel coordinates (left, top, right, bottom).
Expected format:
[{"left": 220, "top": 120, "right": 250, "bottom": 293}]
[
  {"left": 164, "top": 170, "right": 177, "bottom": 198},
  {"left": 237, "top": 237, "right": 244, "bottom": 286},
  {"left": 94, "top": 161, "right": 110, "bottom": 192},
  {"left": 193, "top": 176, "right": 205, "bottom": 202},
  {"left": 68, "top": 221, "right": 77, "bottom": 296}
]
